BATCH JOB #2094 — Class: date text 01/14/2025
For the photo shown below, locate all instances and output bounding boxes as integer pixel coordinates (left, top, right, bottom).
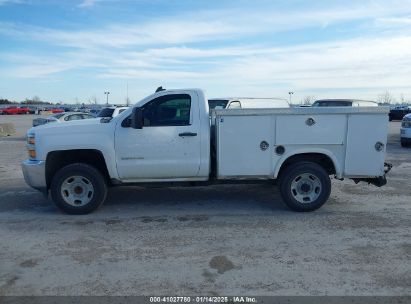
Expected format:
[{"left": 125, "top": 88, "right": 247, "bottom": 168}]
[{"left": 149, "top": 296, "right": 257, "bottom": 303}]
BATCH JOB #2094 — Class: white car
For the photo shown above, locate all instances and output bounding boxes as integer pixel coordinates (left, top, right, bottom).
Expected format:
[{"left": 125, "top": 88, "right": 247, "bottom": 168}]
[
  {"left": 209, "top": 98, "right": 289, "bottom": 109},
  {"left": 312, "top": 99, "right": 378, "bottom": 107},
  {"left": 97, "top": 106, "right": 129, "bottom": 118},
  {"left": 32, "top": 112, "right": 95, "bottom": 127},
  {"left": 400, "top": 113, "right": 411, "bottom": 147}
]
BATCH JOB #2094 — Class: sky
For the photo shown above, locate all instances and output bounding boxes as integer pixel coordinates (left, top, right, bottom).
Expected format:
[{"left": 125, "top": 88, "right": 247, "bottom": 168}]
[{"left": 1, "top": 0, "right": 411, "bottom": 104}]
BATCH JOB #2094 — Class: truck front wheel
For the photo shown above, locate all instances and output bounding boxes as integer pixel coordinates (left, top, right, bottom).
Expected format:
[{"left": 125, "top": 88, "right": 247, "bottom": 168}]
[
  {"left": 279, "top": 162, "right": 331, "bottom": 212},
  {"left": 50, "top": 163, "right": 107, "bottom": 214}
]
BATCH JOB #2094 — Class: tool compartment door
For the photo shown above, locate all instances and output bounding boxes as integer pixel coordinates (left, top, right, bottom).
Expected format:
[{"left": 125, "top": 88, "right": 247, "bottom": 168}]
[
  {"left": 344, "top": 114, "right": 388, "bottom": 176},
  {"left": 276, "top": 114, "right": 346, "bottom": 145},
  {"left": 216, "top": 115, "right": 274, "bottom": 177}
]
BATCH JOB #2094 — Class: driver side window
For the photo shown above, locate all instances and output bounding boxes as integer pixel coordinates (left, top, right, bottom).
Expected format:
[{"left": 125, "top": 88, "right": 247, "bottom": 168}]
[{"left": 143, "top": 94, "right": 191, "bottom": 126}]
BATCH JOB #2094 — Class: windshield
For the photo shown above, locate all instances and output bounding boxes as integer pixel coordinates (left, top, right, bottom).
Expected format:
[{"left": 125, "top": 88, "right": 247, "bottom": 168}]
[
  {"left": 208, "top": 99, "right": 229, "bottom": 109},
  {"left": 97, "top": 108, "right": 115, "bottom": 117},
  {"left": 50, "top": 113, "right": 65, "bottom": 119}
]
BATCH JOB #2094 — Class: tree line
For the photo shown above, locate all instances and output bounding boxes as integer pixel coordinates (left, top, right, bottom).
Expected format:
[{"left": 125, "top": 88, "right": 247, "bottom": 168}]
[{"left": 0, "top": 96, "right": 52, "bottom": 105}]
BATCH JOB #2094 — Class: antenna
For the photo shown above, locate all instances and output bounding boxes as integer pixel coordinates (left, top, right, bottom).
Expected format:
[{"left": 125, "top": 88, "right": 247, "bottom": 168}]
[{"left": 155, "top": 86, "right": 165, "bottom": 93}]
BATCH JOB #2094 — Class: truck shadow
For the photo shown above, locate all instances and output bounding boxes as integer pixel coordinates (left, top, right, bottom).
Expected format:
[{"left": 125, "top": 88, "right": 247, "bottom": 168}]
[
  {"left": 0, "top": 183, "right": 289, "bottom": 216},
  {"left": 104, "top": 183, "right": 288, "bottom": 213}
]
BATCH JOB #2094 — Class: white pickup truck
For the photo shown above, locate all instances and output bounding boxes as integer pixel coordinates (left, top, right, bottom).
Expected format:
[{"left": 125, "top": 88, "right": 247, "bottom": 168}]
[{"left": 22, "top": 88, "right": 391, "bottom": 214}]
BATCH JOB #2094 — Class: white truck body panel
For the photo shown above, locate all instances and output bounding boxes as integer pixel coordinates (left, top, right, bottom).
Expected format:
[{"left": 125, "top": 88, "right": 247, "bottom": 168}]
[{"left": 215, "top": 107, "right": 389, "bottom": 179}]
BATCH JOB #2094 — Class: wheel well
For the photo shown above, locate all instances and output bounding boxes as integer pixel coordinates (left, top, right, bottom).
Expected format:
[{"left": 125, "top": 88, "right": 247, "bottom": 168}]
[
  {"left": 278, "top": 153, "right": 336, "bottom": 178},
  {"left": 46, "top": 149, "right": 110, "bottom": 188}
]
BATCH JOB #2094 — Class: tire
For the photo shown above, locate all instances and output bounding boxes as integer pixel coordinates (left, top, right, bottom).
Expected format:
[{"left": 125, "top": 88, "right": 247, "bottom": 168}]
[
  {"left": 50, "top": 163, "right": 107, "bottom": 214},
  {"left": 279, "top": 162, "right": 331, "bottom": 212}
]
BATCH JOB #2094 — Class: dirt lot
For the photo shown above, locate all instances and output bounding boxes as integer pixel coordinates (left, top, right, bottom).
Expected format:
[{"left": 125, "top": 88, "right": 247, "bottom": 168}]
[{"left": 0, "top": 114, "right": 410, "bottom": 296}]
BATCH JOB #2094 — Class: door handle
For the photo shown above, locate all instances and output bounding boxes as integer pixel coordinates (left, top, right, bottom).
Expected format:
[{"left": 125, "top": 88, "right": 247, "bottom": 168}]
[{"left": 179, "top": 132, "right": 197, "bottom": 137}]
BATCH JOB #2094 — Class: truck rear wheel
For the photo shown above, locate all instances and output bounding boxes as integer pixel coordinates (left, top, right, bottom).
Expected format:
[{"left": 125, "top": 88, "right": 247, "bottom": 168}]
[
  {"left": 279, "top": 162, "right": 331, "bottom": 212},
  {"left": 50, "top": 163, "right": 107, "bottom": 214}
]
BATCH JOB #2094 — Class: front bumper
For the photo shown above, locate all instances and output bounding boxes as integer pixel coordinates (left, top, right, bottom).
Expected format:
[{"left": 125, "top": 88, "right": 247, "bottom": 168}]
[{"left": 21, "top": 159, "right": 47, "bottom": 194}]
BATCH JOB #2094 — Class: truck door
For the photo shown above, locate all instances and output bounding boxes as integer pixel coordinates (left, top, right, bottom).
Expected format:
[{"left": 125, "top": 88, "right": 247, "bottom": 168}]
[{"left": 115, "top": 92, "right": 202, "bottom": 180}]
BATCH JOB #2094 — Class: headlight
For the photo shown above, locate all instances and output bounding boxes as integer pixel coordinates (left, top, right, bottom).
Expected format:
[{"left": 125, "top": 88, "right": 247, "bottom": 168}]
[
  {"left": 27, "top": 134, "right": 36, "bottom": 159},
  {"left": 27, "top": 134, "right": 35, "bottom": 145}
]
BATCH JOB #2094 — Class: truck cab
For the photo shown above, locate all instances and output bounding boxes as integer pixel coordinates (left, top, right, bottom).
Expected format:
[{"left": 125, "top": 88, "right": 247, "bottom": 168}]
[{"left": 115, "top": 89, "right": 210, "bottom": 181}]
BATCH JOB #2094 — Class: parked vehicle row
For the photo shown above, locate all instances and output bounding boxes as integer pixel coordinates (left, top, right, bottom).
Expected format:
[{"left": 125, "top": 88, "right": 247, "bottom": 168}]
[
  {"left": 31, "top": 106, "right": 131, "bottom": 127},
  {"left": 32, "top": 112, "right": 96, "bottom": 127},
  {"left": 0, "top": 104, "right": 131, "bottom": 116}
]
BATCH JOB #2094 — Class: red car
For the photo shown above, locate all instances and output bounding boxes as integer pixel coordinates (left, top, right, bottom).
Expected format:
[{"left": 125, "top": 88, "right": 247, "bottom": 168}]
[
  {"left": 1, "top": 106, "right": 30, "bottom": 115},
  {"left": 50, "top": 108, "right": 64, "bottom": 114}
]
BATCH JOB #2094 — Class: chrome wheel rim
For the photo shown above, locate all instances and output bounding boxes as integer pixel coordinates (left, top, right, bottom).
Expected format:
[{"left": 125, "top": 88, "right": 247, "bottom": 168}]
[
  {"left": 61, "top": 176, "right": 94, "bottom": 207},
  {"left": 290, "top": 173, "right": 322, "bottom": 204}
]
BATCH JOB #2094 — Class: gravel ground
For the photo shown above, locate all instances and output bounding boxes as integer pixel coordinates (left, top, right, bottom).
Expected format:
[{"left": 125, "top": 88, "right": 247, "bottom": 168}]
[{"left": 0, "top": 115, "right": 410, "bottom": 296}]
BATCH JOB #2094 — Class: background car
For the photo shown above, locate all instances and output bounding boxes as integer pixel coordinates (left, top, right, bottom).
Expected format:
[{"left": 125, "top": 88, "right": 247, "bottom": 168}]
[
  {"left": 389, "top": 106, "right": 411, "bottom": 121},
  {"left": 208, "top": 98, "right": 289, "bottom": 109},
  {"left": 1, "top": 106, "right": 30, "bottom": 115},
  {"left": 50, "top": 108, "right": 65, "bottom": 114},
  {"left": 208, "top": 99, "right": 230, "bottom": 109},
  {"left": 32, "top": 112, "right": 95, "bottom": 127},
  {"left": 89, "top": 109, "right": 101, "bottom": 117},
  {"left": 2, "top": 106, "right": 21, "bottom": 115},
  {"left": 27, "top": 106, "right": 38, "bottom": 114},
  {"left": 400, "top": 113, "right": 411, "bottom": 147},
  {"left": 97, "top": 106, "right": 129, "bottom": 118},
  {"left": 311, "top": 99, "right": 378, "bottom": 107}
]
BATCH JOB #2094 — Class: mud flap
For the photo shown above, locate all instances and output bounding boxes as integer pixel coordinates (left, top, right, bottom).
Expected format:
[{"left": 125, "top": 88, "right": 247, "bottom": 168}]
[{"left": 351, "top": 162, "right": 392, "bottom": 187}]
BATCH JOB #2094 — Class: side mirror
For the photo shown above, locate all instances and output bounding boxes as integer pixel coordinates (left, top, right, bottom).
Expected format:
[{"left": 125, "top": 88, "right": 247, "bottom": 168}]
[{"left": 130, "top": 107, "right": 143, "bottom": 129}]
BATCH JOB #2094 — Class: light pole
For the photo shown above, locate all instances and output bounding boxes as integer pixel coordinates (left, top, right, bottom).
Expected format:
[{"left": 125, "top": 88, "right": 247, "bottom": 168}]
[
  {"left": 126, "top": 82, "right": 129, "bottom": 106},
  {"left": 288, "top": 91, "right": 294, "bottom": 104},
  {"left": 104, "top": 91, "right": 110, "bottom": 106}
]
